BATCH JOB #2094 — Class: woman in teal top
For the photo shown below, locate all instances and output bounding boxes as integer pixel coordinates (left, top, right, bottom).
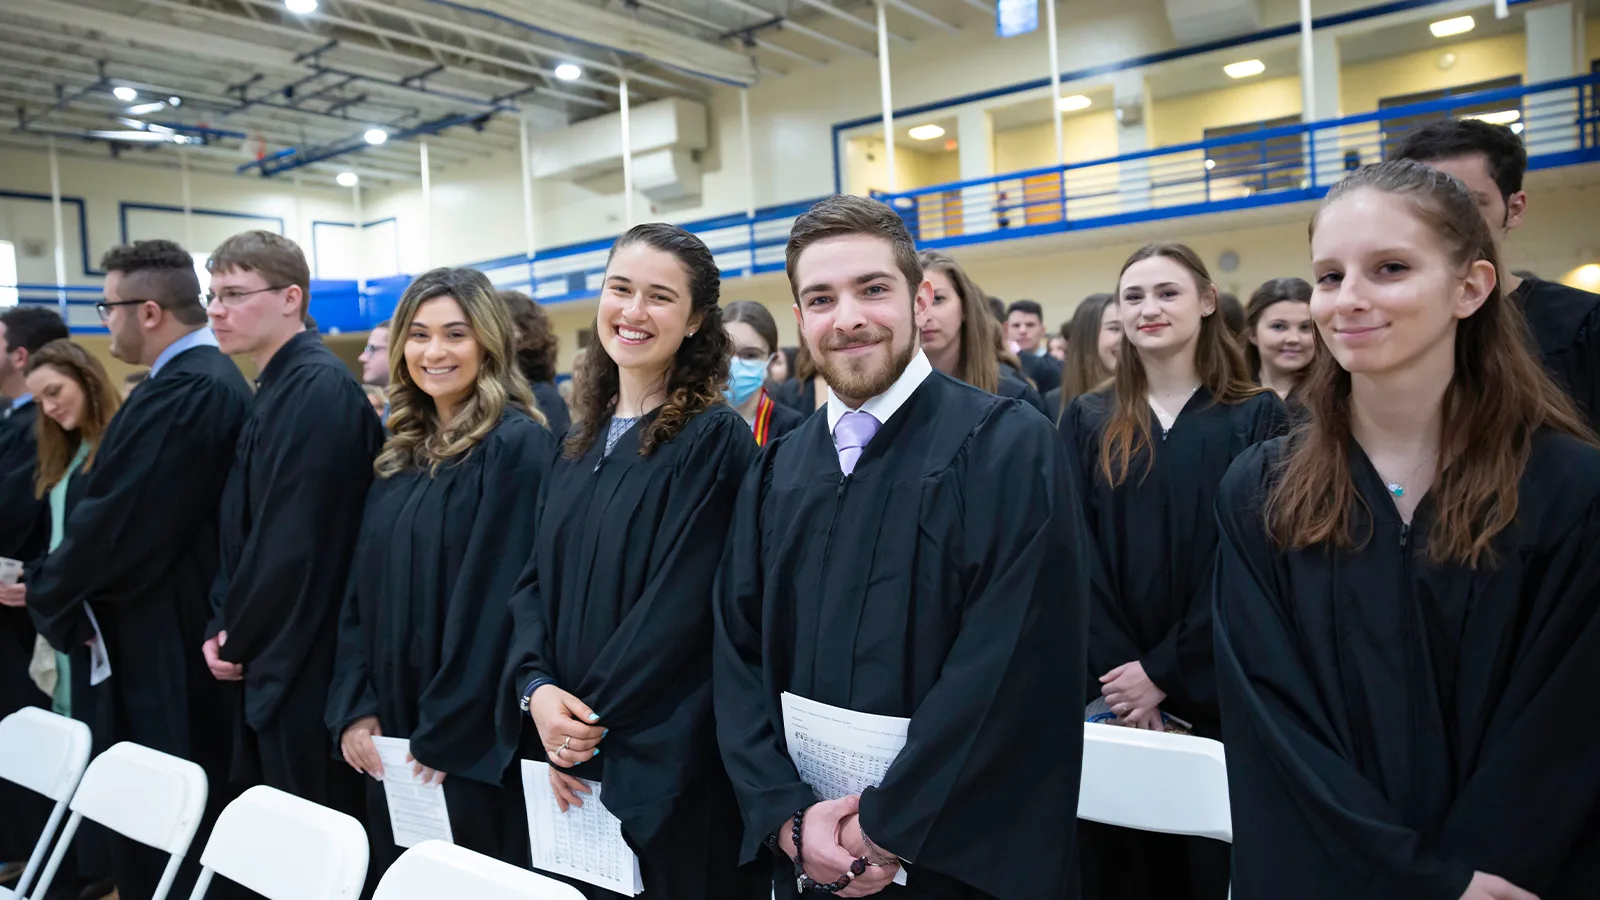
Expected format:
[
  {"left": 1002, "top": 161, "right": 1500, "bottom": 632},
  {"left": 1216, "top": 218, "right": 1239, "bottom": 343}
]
[{"left": 21, "top": 340, "right": 123, "bottom": 716}]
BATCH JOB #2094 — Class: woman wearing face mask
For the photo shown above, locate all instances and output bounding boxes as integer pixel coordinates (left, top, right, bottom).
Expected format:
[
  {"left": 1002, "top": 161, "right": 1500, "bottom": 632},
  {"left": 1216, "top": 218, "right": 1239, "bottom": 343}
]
[
  {"left": 1061, "top": 242, "right": 1288, "bottom": 900},
  {"left": 1217, "top": 161, "right": 1600, "bottom": 900},
  {"left": 917, "top": 249, "right": 1050, "bottom": 418},
  {"left": 723, "top": 301, "right": 804, "bottom": 446},
  {"left": 1244, "top": 277, "right": 1315, "bottom": 403},
  {"left": 327, "top": 267, "right": 556, "bottom": 881},
  {"left": 1046, "top": 293, "right": 1121, "bottom": 421},
  {"left": 505, "top": 224, "right": 765, "bottom": 899}
]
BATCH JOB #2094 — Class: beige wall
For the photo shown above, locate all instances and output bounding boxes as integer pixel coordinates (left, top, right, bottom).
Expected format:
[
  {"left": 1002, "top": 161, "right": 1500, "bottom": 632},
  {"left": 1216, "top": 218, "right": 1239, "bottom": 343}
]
[
  {"left": 1151, "top": 76, "right": 1305, "bottom": 147},
  {"left": 994, "top": 110, "right": 1120, "bottom": 172},
  {"left": 1340, "top": 32, "right": 1527, "bottom": 115},
  {"left": 843, "top": 138, "right": 960, "bottom": 196}
]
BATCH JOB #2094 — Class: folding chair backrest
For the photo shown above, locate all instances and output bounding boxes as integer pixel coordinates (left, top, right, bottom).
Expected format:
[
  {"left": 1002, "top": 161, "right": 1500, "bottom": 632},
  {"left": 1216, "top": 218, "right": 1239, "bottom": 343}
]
[
  {"left": 70, "top": 741, "right": 209, "bottom": 855},
  {"left": 0, "top": 708, "right": 92, "bottom": 801},
  {"left": 1078, "top": 722, "right": 1233, "bottom": 843},
  {"left": 191, "top": 785, "right": 368, "bottom": 900},
  {"left": 373, "top": 841, "right": 586, "bottom": 900}
]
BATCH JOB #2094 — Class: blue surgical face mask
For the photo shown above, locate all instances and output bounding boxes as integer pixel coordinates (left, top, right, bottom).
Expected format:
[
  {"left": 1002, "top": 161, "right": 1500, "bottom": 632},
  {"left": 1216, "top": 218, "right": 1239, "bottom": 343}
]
[{"left": 725, "top": 355, "right": 769, "bottom": 406}]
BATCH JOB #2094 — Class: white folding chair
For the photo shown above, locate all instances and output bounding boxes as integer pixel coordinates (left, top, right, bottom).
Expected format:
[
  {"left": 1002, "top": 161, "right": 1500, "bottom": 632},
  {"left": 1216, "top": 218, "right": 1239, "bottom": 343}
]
[
  {"left": 373, "top": 840, "right": 585, "bottom": 900},
  {"left": 29, "top": 741, "right": 209, "bottom": 900},
  {"left": 187, "top": 785, "right": 368, "bottom": 900},
  {"left": 0, "top": 708, "right": 93, "bottom": 900}
]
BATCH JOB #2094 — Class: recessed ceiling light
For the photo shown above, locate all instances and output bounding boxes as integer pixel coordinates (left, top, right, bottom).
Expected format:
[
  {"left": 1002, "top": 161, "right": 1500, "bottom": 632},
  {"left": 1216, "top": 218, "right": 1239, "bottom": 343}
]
[
  {"left": 364, "top": 128, "right": 388, "bottom": 145},
  {"left": 1429, "top": 15, "right": 1474, "bottom": 38},
  {"left": 168, "top": 96, "right": 182, "bottom": 107},
  {"left": 112, "top": 86, "right": 138, "bottom": 102},
  {"left": 908, "top": 124, "right": 945, "bottom": 141},
  {"left": 554, "top": 63, "right": 582, "bottom": 81},
  {"left": 285, "top": 0, "right": 319, "bottom": 13},
  {"left": 1223, "top": 59, "right": 1265, "bottom": 79},
  {"left": 1057, "top": 94, "right": 1091, "bottom": 112},
  {"left": 337, "top": 171, "right": 359, "bottom": 187}
]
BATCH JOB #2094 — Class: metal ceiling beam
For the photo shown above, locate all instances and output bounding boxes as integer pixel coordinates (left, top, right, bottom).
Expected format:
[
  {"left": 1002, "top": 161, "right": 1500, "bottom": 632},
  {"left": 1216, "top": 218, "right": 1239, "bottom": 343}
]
[
  {"left": 882, "top": 0, "right": 960, "bottom": 32},
  {"left": 629, "top": 0, "right": 816, "bottom": 68},
  {"left": 703, "top": 0, "right": 874, "bottom": 57},
  {"left": 791, "top": 0, "right": 912, "bottom": 44},
  {"left": 951, "top": 0, "right": 994, "bottom": 14}
]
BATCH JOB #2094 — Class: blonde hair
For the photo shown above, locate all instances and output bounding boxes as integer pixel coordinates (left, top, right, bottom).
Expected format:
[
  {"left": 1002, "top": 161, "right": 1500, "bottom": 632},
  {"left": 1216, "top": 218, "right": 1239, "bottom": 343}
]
[{"left": 375, "top": 267, "right": 542, "bottom": 478}]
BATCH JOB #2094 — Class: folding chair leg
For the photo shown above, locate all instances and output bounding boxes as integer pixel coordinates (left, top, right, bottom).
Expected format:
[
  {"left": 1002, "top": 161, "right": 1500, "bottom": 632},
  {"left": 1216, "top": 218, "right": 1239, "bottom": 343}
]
[
  {"left": 26, "top": 810, "right": 82, "bottom": 900},
  {"left": 151, "top": 852, "right": 186, "bottom": 900},
  {"left": 12, "top": 799, "right": 69, "bottom": 898},
  {"left": 187, "top": 867, "right": 216, "bottom": 900}
]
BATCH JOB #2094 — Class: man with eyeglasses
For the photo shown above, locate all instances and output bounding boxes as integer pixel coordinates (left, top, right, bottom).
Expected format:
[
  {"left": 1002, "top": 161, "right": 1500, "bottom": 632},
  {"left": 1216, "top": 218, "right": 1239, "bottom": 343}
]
[
  {"left": 358, "top": 320, "right": 390, "bottom": 387},
  {"left": 28, "top": 239, "right": 252, "bottom": 899},
  {"left": 201, "top": 230, "right": 382, "bottom": 822}
]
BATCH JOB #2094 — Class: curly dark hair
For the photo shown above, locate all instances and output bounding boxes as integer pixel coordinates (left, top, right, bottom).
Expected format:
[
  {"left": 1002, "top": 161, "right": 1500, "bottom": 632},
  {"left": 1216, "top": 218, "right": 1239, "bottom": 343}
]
[
  {"left": 100, "top": 239, "right": 206, "bottom": 326},
  {"left": 499, "top": 289, "right": 560, "bottom": 383},
  {"left": 565, "top": 223, "right": 730, "bottom": 460}
]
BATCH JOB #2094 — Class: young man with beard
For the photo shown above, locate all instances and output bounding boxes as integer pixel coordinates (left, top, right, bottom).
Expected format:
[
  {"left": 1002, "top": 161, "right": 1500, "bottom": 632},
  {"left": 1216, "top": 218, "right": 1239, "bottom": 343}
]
[
  {"left": 27, "top": 240, "right": 252, "bottom": 899},
  {"left": 714, "top": 194, "right": 1089, "bottom": 900},
  {"left": 201, "top": 231, "right": 383, "bottom": 816},
  {"left": 1398, "top": 118, "right": 1600, "bottom": 431}
]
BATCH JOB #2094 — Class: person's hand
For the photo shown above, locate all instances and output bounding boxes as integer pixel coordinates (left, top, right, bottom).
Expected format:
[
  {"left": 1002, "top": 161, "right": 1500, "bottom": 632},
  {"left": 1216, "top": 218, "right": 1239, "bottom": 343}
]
[
  {"left": 776, "top": 797, "right": 869, "bottom": 892},
  {"left": 529, "top": 684, "right": 605, "bottom": 768},
  {"left": 1122, "top": 706, "right": 1164, "bottom": 731},
  {"left": 550, "top": 769, "right": 592, "bottom": 813},
  {"left": 202, "top": 631, "right": 244, "bottom": 682},
  {"left": 0, "top": 583, "right": 25, "bottom": 607},
  {"left": 1460, "top": 872, "right": 1539, "bottom": 900},
  {"left": 836, "top": 814, "right": 899, "bottom": 897},
  {"left": 407, "top": 752, "right": 446, "bottom": 786},
  {"left": 340, "top": 716, "right": 384, "bottom": 780},
  {"left": 1101, "top": 661, "right": 1165, "bottom": 722}
]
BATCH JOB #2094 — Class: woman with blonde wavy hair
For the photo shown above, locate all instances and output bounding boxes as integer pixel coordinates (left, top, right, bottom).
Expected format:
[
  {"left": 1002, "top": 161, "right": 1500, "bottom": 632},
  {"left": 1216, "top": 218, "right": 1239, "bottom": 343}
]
[
  {"left": 326, "top": 266, "right": 557, "bottom": 882},
  {"left": 503, "top": 223, "right": 765, "bottom": 899}
]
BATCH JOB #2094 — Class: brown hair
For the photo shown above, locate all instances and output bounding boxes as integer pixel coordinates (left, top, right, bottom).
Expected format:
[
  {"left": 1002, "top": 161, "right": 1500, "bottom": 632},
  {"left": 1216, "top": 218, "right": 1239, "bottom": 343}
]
[
  {"left": 1269, "top": 160, "right": 1593, "bottom": 567},
  {"left": 376, "top": 267, "right": 540, "bottom": 478},
  {"left": 207, "top": 230, "right": 313, "bottom": 320},
  {"left": 100, "top": 240, "right": 207, "bottom": 327},
  {"left": 566, "top": 223, "right": 731, "bottom": 459},
  {"left": 723, "top": 300, "right": 781, "bottom": 355},
  {"left": 1099, "top": 242, "right": 1262, "bottom": 486},
  {"left": 1059, "top": 293, "right": 1116, "bottom": 419},
  {"left": 786, "top": 194, "right": 922, "bottom": 304},
  {"left": 26, "top": 340, "right": 121, "bottom": 497},
  {"left": 794, "top": 341, "right": 817, "bottom": 382},
  {"left": 918, "top": 249, "right": 1002, "bottom": 393},
  {"left": 1243, "top": 277, "right": 1313, "bottom": 379},
  {"left": 500, "top": 289, "right": 559, "bottom": 383}
]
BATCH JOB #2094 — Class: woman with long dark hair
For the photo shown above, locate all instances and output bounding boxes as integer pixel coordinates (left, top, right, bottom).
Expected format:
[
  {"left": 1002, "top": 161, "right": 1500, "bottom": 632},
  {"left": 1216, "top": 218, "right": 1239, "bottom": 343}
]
[
  {"left": 504, "top": 223, "right": 764, "bottom": 899},
  {"left": 1061, "top": 242, "right": 1287, "bottom": 900},
  {"left": 917, "top": 249, "right": 1049, "bottom": 417},
  {"left": 327, "top": 267, "right": 556, "bottom": 880},
  {"left": 1048, "top": 293, "right": 1120, "bottom": 420},
  {"left": 502, "top": 288, "right": 573, "bottom": 437},
  {"left": 723, "top": 301, "right": 804, "bottom": 446},
  {"left": 1217, "top": 160, "right": 1600, "bottom": 899},
  {"left": 1243, "top": 277, "right": 1315, "bottom": 401}
]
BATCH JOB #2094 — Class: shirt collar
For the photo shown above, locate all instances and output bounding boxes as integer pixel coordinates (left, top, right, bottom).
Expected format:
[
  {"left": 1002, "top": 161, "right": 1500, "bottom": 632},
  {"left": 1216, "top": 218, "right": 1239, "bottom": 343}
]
[
  {"left": 827, "top": 349, "right": 933, "bottom": 435},
  {"left": 9, "top": 393, "right": 33, "bottom": 412},
  {"left": 149, "top": 327, "right": 220, "bottom": 379}
]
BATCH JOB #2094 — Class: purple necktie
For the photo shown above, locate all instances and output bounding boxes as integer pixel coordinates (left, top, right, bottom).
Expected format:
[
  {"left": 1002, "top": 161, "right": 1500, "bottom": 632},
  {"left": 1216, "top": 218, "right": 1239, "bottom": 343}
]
[{"left": 834, "top": 410, "right": 881, "bottom": 476}]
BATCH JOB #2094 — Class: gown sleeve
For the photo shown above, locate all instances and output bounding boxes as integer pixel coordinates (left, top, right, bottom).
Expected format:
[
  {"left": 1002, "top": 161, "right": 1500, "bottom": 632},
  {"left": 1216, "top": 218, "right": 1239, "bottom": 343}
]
[
  {"left": 325, "top": 495, "right": 381, "bottom": 743},
  {"left": 28, "top": 375, "right": 246, "bottom": 650},
  {"left": 212, "top": 369, "right": 381, "bottom": 668},
  {"left": 503, "top": 460, "right": 558, "bottom": 711},
  {"left": 1213, "top": 445, "right": 1474, "bottom": 900},
  {"left": 857, "top": 408, "right": 1090, "bottom": 900},
  {"left": 0, "top": 422, "right": 45, "bottom": 562},
  {"left": 411, "top": 418, "right": 554, "bottom": 783},
  {"left": 713, "top": 441, "right": 820, "bottom": 862}
]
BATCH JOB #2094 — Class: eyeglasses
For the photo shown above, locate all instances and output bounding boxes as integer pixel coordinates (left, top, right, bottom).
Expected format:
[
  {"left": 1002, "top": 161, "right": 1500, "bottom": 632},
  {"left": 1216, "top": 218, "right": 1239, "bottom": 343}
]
[
  {"left": 733, "top": 348, "right": 776, "bottom": 362},
  {"left": 362, "top": 342, "right": 386, "bottom": 354},
  {"left": 205, "top": 285, "right": 289, "bottom": 308},
  {"left": 96, "top": 299, "right": 148, "bottom": 321}
]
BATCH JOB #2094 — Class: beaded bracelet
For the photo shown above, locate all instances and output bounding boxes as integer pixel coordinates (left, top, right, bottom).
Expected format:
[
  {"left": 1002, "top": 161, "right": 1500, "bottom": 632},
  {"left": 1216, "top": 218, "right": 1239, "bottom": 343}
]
[{"left": 790, "top": 808, "right": 867, "bottom": 894}]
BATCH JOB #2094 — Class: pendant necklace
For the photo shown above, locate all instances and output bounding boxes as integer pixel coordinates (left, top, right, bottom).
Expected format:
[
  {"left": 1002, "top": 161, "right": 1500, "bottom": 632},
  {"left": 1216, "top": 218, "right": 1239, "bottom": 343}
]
[{"left": 1384, "top": 452, "right": 1435, "bottom": 499}]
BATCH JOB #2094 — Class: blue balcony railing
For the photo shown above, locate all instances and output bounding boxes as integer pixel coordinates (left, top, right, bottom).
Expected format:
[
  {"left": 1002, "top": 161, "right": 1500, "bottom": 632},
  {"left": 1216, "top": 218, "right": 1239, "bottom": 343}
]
[{"left": 875, "top": 73, "right": 1600, "bottom": 249}]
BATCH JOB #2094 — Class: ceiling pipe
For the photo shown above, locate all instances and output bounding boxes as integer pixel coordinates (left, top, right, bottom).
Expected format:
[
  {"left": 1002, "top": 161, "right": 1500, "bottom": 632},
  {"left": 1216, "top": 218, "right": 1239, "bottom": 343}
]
[{"left": 238, "top": 110, "right": 493, "bottom": 177}]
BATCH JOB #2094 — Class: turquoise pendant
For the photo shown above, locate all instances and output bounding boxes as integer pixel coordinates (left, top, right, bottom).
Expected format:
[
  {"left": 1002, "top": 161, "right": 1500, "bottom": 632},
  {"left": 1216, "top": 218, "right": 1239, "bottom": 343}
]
[{"left": 1387, "top": 482, "right": 1405, "bottom": 498}]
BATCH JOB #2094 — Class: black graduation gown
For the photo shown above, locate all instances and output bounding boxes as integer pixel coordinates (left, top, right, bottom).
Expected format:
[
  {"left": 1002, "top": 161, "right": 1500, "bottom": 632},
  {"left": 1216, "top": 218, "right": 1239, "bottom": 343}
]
[
  {"left": 1059, "top": 387, "right": 1288, "bottom": 731},
  {"left": 1215, "top": 431, "right": 1600, "bottom": 899},
  {"left": 0, "top": 402, "right": 46, "bottom": 721},
  {"left": 327, "top": 409, "right": 554, "bottom": 875},
  {"left": 531, "top": 380, "right": 572, "bottom": 438},
  {"left": 502, "top": 404, "right": 763, "bottom": 899},
  {"left": 28, "top": 342, "right": 251, "bottom": 900},
  {"left": 772, "top": 376, "right": 817, "bottom": 414},
  {"left": 1514, "top": 277, "right": 1600, "bottom": 433},
  {"left": 209, "top": 331, "right": 384, "bottom": 803},
  {"left": 715, "top": 372, "right": 1089, "bottom": 900},
  {"left": 1019, "top": 351, "right": 1063, "bottom": 395},
  {"left": 999, "top": 374, "right": 1050, "bottom": 419}
]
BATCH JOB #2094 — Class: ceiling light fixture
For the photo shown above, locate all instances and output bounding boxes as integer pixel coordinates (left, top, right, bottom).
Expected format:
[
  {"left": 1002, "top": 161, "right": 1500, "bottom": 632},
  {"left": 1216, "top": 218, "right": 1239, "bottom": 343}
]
[
  {"left": 112, "top": 86, "right": 138, "bottom": 102},
  {"left": 1057, "top": 94, "right": 1092, "bottom": 112},
  {"left": 364, "top": 127, "right": 388, "bottom": 145},
  {"left": 1223, "top": 59, "right": 1265, "bottom": 79},
  {"left": 1429, "top": 15, "right": 1474, "bottom": 38},
  {"left": 554, "top": 63, "right": 583, "bottom": 81},
  {"left": 125, "top": 101, "right": 167, "bottom": 116},
  {"left": 285, "top": 0, "right": 319, "bottom": 14},
  {"left": 1469, "top": 109, "right": 1521, "bottom": 126},
  {"left": 168, "top": 96, "right": 182, "bottom": 107},
  {"left": 908, "top": 124, "right": 945, "bottom": 141},
  {"left": 337, "top": 171, "right": 359, "bottom": 187}
]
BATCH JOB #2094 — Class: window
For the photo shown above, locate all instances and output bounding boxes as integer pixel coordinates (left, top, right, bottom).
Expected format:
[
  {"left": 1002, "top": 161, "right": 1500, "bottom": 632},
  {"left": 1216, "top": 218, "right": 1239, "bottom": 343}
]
[
  {"left": 192, "top": 251, "right": 211, "bottom": 302},
  {"left": 1379, "top": 76, "right": 1522, "bottom": 160},
  {"left": 0, "top": 241, "right": 17, "bottom": 308},
  {"left": 1202, "top": 115, "right": 1304, "bottom": 193}
]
